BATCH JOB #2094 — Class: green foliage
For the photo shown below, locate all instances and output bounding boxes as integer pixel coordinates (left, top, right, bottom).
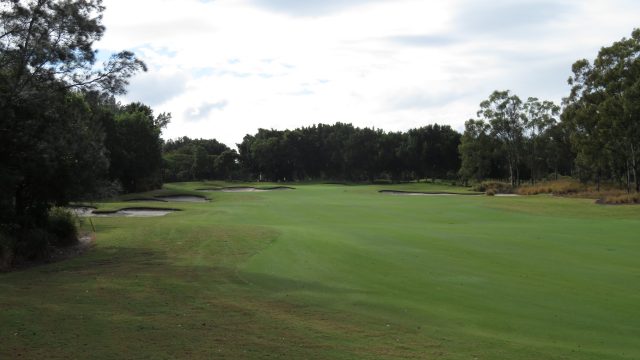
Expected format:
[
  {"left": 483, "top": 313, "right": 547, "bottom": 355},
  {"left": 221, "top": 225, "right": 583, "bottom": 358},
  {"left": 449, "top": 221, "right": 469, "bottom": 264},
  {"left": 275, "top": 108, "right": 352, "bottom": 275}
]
[
  {"left": 237, "top": 123, "right": 461, "bottom": 182},
  {"left": 0, "top": 232, "right": 15, "bottom": 271},
  {"left": 162, "top": 137, "right": 233, "bottom": 182},
  {"left": 460, "top": 91, "right": 570, "bottom": 186},
  {"left": 47, "top": 208, "right": 78, "bottom": 247},
  {"left": 0, "top": 0, "right": 150, "bottom": 262},
  {"left": 104, "top": 103, "right": 170, "bottom": 192},
  {"left": 14, "top": 228, "right": 50, "bottom": 261},
  {"left": 563, "top": 28, "right": 640, "bottom": 191}
]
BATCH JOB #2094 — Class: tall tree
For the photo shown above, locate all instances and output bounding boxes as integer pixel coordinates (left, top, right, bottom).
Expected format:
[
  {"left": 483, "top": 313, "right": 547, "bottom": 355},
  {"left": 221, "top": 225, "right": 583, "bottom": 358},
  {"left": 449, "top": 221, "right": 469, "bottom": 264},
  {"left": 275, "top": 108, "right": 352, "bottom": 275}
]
[
  {"left": 477, "top": 90, "right": 525, "bottom": 186},
  {"left": 523, "top": 97, "right": 560, "bottom": 184},
  {"left": 563, "top": 29, "right": 640, "bottom": 191},
  {"left": 0, "top": 0, "right": 145, "bottom": 255}
]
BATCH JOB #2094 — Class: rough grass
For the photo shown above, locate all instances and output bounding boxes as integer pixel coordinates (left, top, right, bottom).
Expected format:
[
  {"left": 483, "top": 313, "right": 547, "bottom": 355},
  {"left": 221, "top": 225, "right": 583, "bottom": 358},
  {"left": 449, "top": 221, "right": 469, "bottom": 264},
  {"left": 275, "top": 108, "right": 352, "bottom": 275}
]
[
  {"left": 472, "top": 181, "right": 513, "bottom": 194},
  {"left": 516, "top": 179, "right": 585, "bottom": 196},
  {"left": 517, "top": 179, "right": 640, "bottom": 205},
  {"left": 600, "top": 193, "right": 640, "bottom": 205},
  {"left": 1, "top": 182, "right": 640, "bottom": 359}
]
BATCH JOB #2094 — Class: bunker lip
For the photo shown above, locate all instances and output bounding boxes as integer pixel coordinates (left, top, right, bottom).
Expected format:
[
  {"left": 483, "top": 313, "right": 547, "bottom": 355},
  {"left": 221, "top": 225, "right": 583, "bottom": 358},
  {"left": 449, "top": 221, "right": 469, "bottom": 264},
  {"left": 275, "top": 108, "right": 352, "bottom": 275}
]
[
  {"left": 91, "top": 207, "right": 181, "bottom": 217},
  {"left": 197, "top": 186, "right": 295, "bottom": 192},
  {"left": 124, "top": 197, "right": 168, "bottom": 202},
  {"left": 153, "top": 195, "right": 209, "bottom": 202},
  {"left": 67, "top": 206, "right": 97, "bottom": 216},
  {"left": 379, "top": 190, "right": 483, "bottom": 196}
]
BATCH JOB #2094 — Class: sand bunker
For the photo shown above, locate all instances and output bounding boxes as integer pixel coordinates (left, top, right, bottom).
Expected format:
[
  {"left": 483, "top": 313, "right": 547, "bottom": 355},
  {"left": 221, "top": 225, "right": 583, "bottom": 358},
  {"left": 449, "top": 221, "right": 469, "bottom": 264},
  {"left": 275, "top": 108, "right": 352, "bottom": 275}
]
[
  {"left": 154, "top": 195, "right": 208, "bottom": 202},
  {"left": 124, "top": 198, "right": 168, "bottom": 202},
  {"left": 91, "top": 208, "right": 179, "bottom": 217},
  {"left": 67, "top": 206, "right": 97, "bottom": 216},
  {"left": 379, "top": 190, "right": 482, "bottom": 196},
  {"left": 198, "top": 186, "right": 295, "bottom": 193}
]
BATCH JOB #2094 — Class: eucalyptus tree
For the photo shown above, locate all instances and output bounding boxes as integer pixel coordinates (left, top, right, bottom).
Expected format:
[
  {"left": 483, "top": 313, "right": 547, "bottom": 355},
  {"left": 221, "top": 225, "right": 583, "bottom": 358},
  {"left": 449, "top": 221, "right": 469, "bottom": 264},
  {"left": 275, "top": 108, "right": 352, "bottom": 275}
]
[
  {"left": 477, "top": 91, "right": 526, "bottom": 186},
  {"left": 563, "top": 29, "right": 640, "bottom": 191},
  {"left": 523, "top": 97, "right": 560, "bottom": 184}
]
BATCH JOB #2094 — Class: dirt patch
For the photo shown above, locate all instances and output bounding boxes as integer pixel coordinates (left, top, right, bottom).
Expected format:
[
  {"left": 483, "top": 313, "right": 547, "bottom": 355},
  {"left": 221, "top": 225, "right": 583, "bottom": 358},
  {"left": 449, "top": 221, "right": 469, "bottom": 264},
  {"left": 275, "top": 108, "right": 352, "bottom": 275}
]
[
  {"left": 48, "top": 233, "right": 95, "bottom": 263},
  {"left": 5, "top": 233, "right": 95, "bottom": 272},
  {"left": 154, "top": 195, "right": 209, "bottom": 202},
  {"left": 379, "top": 190, "right": 482, "bottom": 196},
  {"left": 91, "top": 207, "right": 180, "bottom": 217}
]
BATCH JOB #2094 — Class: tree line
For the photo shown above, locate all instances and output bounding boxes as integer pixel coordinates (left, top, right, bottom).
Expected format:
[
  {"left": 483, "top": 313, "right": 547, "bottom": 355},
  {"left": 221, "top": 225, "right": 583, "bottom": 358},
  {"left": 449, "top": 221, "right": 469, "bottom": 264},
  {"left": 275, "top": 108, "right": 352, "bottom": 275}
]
[{"left": 459, "top": 28, "right": 640, "bottom": 191}]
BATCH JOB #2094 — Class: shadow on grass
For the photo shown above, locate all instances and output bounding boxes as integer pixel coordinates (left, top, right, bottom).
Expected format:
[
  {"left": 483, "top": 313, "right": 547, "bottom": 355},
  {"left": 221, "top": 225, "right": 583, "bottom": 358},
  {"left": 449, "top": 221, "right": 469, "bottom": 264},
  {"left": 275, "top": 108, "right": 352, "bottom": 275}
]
[{"left": 0, "top": 245, "right": 431, "bottom": 360}]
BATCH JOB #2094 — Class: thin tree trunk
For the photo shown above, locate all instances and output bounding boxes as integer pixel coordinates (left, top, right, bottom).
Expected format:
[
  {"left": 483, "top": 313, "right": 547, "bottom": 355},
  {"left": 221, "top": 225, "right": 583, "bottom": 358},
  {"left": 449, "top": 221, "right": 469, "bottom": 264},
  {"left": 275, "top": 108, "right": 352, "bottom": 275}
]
[
  {"left": 626, "top": 159, "right": 631, "bottom": 194},
  {"left": 631, "top": 143, "right": 639, "bottom": 192}
]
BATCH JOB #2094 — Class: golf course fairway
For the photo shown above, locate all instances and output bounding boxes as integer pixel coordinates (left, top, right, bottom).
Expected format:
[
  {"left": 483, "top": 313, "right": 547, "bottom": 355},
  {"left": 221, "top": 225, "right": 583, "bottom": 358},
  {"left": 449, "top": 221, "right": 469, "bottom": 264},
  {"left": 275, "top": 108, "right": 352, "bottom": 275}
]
[{"left": 1, "top": 182, "right": 639, "bottom": 359}]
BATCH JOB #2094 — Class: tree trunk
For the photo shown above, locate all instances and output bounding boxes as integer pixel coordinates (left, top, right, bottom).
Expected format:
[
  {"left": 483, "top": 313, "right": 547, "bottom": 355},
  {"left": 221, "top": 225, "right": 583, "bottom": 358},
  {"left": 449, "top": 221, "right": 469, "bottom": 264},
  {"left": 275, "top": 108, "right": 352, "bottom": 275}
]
[
  {"left": 631, "top": 143, "right": 639, "bottom": 192},
  {"left": 626, "top": 159, "right": 631, "bottom": 194}
]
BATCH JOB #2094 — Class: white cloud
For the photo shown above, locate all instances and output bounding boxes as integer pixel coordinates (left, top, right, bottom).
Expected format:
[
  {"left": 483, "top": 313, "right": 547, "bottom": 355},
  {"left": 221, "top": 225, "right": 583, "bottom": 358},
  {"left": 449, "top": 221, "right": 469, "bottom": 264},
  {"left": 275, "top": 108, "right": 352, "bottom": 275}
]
[{"left": 97, "top": 0, "right": 640, "bottom": 147}]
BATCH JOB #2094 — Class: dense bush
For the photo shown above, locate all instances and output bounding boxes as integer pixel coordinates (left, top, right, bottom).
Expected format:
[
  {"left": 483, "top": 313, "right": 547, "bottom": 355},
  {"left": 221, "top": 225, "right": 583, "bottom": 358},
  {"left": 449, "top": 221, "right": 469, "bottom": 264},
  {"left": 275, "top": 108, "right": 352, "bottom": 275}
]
[
  {"left": 47, "top": 207, "right": 79, "bottom": 247},
  {"left": 472, "top": 181, "right": 513, "bottom": 194},
  {"left": 15, "top": 229, "right": 50, "bottom": 261},
  {"left": 516, "top": 179, "right": 585, "bottom": 196},
  {"left": 601, "top": 193, "right": 640, "bottom": 205},
  {"left": 0, "top": 232, "right": 15, "bottom": 271}
]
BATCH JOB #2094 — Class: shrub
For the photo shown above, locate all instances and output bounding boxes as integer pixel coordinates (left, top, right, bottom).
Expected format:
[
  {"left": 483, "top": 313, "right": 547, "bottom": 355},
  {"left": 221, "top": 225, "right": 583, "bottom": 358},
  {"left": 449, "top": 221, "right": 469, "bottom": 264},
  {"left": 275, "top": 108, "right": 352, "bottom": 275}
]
[
  {"left": 473, "top": 181, "right": 513, "bottom": 194},
  {"left": 47, "top": 207, "right": 79, "bottom": 247},
  {"left": 486, "top": 189, "right": 496, "bottom": 196},
  {"left": 15, "top": 228, "right": 50, "bottom": 261},
  {"left": 0, "top": 232, "right": 15, "bottom": 271},
  {"left": 601, "top": 193, "right": 640, "bottom": 205},
  {"left": 516, "top": 179, "right": 585, "bottom": 196}
]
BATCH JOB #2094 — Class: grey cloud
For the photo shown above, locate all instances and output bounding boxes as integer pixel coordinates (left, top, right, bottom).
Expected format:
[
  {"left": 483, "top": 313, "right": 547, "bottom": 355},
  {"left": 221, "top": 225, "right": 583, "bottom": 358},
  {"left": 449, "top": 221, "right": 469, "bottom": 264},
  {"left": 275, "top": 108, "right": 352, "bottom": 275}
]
[
  {"left": 185, "top": 101, "right": 229, "bottom": 122},
  {"left": 250, "top": 0, "right": 385, "bottom": 16},
  {"left": 125, "top": 72, "right": 188, "bottom": 106}
]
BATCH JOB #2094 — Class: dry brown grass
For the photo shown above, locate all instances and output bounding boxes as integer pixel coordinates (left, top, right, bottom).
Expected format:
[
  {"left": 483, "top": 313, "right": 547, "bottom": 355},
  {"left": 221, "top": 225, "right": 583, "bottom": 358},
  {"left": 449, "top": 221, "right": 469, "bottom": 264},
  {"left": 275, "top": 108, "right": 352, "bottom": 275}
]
[
  {"left": 599, "top": 193, "right": 640, "bottom": 205},
  {"left": 516, "top": 179, "right": 585, "bottom": 196},
  {"left": 472, "top": 181, "right": 513, "bottom": 194},
  {"left": 516, "top": 179, "right": 640, "bottom": 205}
]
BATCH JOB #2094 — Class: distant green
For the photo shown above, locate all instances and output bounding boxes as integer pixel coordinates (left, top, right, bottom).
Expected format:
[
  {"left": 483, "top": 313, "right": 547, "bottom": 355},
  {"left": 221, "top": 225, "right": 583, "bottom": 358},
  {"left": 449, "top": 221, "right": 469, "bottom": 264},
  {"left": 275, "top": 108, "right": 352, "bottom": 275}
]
[{"left": 1, "top": 182, "right": 639, "bottom": 359}]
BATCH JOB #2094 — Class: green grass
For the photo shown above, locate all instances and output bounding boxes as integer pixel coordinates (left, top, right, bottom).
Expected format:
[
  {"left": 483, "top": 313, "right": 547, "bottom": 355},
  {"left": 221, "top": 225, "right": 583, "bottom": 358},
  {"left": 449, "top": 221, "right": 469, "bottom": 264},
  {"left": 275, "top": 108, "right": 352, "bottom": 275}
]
[{"left": 2, "top": 182, "right": 639, "bottom": 359}]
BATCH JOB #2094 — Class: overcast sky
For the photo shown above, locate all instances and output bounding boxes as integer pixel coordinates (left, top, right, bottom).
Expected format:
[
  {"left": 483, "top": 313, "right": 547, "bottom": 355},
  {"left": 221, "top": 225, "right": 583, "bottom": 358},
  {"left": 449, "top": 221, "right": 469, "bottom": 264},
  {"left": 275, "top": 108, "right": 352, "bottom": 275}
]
[{"left": 97, "top": 0, "right": 640, "bottom": 147}]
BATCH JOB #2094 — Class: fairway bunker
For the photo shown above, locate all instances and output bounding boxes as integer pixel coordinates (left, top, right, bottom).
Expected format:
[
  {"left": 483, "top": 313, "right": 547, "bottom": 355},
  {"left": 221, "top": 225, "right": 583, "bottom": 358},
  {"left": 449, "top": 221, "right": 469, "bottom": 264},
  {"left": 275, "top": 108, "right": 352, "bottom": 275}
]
[
  {"left": 124, "top": 198, "right": 168, "bottom": 202},
  {"left": 379, "top": 190, "right": 482, "bottom": 196},
  {"left": 91, "top": 207, "right": 180, "bottom": 217},
  {"left": 198, "top": 186, "right": 295, "bottom": 192},
  {"left": 153, "top": 195, "right": 209, "bottom": 202},
  {"left": 67, "top": 206, "right": 97, "bottom": 216}
]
